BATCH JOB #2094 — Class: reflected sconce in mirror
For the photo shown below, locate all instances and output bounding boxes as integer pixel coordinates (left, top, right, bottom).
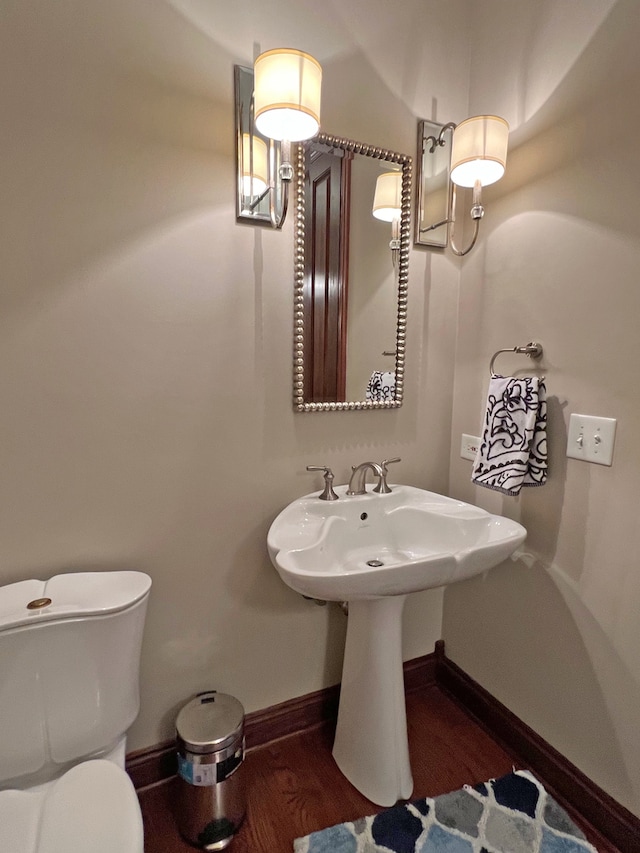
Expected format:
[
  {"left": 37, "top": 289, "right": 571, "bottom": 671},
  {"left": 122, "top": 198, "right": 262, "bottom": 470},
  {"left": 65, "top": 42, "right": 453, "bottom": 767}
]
[
  {"left": 234, "top": 49, "right": 322, "bottom": 229},
  {"left": 372, "top": 171, "right": 403, "bottom": 266},
  {"left": 415, "top": 115, "right": 509, "bottom": 255},
  {"left": 240, "top": 133, "right": 268, "bottom": 197}
]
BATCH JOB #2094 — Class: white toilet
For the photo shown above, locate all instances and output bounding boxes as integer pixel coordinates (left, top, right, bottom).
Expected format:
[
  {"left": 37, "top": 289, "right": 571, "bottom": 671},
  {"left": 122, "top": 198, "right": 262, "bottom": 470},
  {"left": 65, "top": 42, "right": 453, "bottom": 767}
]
[{"left": 0, "top": 570, "right": 152, "bottom": 853}]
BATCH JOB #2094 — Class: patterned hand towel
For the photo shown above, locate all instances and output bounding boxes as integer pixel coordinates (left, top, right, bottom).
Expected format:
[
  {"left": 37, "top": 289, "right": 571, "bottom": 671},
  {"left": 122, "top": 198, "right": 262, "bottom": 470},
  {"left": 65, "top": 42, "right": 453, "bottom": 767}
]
[
  {"left": 472, "top": 375, "right": 547, "bottom": 496},
  {"left": 366, "top": 370, "right": 396, "bottom": 402}
]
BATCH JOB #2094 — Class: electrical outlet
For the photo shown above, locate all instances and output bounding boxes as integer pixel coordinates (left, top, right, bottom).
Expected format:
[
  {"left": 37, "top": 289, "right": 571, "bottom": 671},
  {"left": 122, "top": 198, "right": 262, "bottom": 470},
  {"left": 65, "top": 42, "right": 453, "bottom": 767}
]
[
  {"left": 460, "top": 434, "right": 481, "bottom": 462},
  {"left": 566, "top": 414, "right": 617, "bottom": 466}
]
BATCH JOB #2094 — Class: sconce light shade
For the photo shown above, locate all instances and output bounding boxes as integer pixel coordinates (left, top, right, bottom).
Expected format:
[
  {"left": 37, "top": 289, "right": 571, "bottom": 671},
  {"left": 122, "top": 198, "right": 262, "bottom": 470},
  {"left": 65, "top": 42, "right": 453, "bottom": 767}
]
[
  {"left": 241, "top": 133, "right": 268, "bottom": 196},
  {"left": 372, "top": 171, "right": 403, "bottom": 222},
  {"left": 254, "top": 48, "right": 322, "bottom": 142},
  {"left": 450, "top": 115, "right": 509, "bottom": 188}
]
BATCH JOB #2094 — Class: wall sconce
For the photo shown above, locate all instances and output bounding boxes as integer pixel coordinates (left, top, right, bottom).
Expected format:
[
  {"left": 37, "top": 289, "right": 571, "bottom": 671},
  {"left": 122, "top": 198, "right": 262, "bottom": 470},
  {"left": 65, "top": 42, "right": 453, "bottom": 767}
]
[
  {"left": 415, "top": 115, "right": 509, "bottom": 255},
  {"left": 234, "top": 49, "right": 322, "bottom": 230},
  {"left": 372, "top": 171, "right": 403, "bottom": 266}
]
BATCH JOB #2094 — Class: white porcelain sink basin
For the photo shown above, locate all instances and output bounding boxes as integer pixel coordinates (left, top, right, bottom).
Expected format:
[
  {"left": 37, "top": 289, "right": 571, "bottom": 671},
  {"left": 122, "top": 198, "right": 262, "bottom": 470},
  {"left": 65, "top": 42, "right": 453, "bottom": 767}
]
[
  {"left": 267, "top": 485, "right": 526, "bottom": 601},
  {"left": 268, "top": 483, "right": 528, "bottom": 806}
]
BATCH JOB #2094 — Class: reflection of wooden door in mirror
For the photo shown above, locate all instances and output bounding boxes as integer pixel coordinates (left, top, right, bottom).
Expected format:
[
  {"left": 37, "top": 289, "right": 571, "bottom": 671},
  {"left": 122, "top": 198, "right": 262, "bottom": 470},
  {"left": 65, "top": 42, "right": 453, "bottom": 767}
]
[{"left": 303, "top": 147, "right": 352, "bottom": 402}]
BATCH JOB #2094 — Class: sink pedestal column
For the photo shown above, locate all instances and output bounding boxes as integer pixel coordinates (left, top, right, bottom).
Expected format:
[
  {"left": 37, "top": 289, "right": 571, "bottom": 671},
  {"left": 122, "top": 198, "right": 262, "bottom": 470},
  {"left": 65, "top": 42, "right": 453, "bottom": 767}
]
[{"left": 332, "top": 594, "right": 413, "bottom": 806}]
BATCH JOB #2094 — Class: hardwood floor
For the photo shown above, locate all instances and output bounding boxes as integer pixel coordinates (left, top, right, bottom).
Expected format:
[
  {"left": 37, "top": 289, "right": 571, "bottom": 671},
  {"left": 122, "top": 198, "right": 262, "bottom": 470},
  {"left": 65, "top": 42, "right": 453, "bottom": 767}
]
[{"left": 138, "top": 685, "right": 620, "bottom": 852}]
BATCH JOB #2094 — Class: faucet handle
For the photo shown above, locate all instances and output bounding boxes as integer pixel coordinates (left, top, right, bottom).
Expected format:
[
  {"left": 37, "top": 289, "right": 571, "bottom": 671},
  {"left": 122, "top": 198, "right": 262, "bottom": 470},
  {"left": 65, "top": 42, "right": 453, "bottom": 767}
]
[
  {"left": 373, "top": 457, "right": 401, "bottom": 494},
  {"left": 306, "top": 466, "right": 339, "bottom": 501},
  {"left": 381, "top": 457, "right": 401, "bottom": 468}
]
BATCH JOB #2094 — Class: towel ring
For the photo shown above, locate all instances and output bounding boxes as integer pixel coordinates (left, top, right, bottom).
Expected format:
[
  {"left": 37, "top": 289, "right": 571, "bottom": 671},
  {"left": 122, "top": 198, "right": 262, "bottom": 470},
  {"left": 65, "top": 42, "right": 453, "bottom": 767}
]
[{"left": 490, "top": 341, "right": 543, "bottom": 376}]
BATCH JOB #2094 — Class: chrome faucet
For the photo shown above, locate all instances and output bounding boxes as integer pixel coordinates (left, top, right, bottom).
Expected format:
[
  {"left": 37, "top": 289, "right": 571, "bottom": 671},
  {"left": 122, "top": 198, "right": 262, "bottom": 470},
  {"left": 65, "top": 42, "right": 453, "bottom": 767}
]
[{"left": 347, "top": 461, "right": 384, "bottom": 496}]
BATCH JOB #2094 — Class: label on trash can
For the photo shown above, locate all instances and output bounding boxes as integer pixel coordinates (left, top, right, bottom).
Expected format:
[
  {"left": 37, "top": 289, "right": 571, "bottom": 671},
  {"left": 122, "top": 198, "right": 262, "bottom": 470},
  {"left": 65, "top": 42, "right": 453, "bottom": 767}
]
[
  {"left": 178, "top": 755, "right": 216, "bottom": 786},
  {"left": 178, "top": 744, "right": 244, "bottom": 786}
]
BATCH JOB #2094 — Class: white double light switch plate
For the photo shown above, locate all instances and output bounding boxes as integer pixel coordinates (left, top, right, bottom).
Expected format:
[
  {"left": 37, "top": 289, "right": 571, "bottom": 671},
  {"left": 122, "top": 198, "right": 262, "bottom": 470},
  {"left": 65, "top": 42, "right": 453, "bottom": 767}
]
[{"left": 567, "top": 413, "right": 617, "bottom": 466}]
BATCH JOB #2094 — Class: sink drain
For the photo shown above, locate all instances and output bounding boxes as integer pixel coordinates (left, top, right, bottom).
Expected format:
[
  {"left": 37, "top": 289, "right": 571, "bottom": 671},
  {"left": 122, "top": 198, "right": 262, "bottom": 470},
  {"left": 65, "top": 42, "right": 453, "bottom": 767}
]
[{"left": 366, "top": 559, "right": 384, "bottom": 567}]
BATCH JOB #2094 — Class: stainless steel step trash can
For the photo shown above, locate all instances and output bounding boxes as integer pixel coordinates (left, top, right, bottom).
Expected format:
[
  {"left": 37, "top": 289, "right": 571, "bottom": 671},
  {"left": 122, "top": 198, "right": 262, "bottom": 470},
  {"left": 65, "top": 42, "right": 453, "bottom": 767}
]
[{"left": 176, "top": 691, "right": 246, "bottom": 850}]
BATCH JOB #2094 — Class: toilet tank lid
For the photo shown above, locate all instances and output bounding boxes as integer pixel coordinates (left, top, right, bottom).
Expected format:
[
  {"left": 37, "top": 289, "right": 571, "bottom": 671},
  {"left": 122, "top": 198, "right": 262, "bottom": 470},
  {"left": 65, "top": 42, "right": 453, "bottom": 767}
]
[{"left": 0, "top": 571, "right": 152, "bottom": 631}]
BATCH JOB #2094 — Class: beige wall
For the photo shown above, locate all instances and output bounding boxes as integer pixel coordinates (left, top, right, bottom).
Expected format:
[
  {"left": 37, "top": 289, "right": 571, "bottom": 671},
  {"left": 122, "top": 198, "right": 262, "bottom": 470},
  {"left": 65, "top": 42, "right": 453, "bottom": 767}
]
[
  {"left": 445, "top": 0, "right": 640, "bottom": 817},
  {"left": 6, "top": 0, "right": 636, "bottom": 823},
  {"left": 0, "top": 0, "right": 469, "bottom": 752}
]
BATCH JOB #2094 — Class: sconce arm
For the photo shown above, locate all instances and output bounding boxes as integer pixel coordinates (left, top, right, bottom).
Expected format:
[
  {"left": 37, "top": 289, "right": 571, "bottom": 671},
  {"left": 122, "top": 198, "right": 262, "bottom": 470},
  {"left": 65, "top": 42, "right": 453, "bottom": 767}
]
[
  {"left": 419, "top": 217, "right": 452, "bottom": 234},
  {"left": 389, "top": 217, "right": 401, "bottom": 268},
  {"left": 449, "top": 217, "right": 481, "bottom": 256},
  {"left": 247, "top": 186, "right": 271, "bottom": 211},
  {"left": 449, "top": 181, "right": 483, "bottom": 257},
  {"left": 268, "top": 139, "right": 292, "bottom": 230},
  {"left": 269, "top": 179, "right": 290, "bottom": 229},
  {"left": 423, "top": 121, "right": 457, "bottom": 154}
]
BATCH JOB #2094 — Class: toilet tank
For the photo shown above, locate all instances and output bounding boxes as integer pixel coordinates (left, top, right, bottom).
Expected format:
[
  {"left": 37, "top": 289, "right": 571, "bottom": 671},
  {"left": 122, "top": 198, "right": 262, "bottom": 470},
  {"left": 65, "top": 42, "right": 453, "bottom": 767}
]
[{"left": 0, "top": 571, "right": 151, "bottom": 788}]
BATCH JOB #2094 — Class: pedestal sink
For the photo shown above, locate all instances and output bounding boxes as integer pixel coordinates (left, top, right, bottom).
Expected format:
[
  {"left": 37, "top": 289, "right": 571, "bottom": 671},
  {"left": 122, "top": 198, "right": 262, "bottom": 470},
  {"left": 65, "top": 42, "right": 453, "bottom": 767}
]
[{"left": 267, "top": 484, "right": 526, "bottom": 806}]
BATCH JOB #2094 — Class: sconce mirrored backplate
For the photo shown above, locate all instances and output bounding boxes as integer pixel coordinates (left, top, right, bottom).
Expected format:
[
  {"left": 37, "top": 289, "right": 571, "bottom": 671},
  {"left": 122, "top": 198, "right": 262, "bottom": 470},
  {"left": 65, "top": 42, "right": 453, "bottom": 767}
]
[
  {"left": 234, "top": 65, "right": 284, "bottom": 225},
  {"left": 293, "top": 133, "right": 411, "bottom": 412},
  {"left": 414, "top": 119, "right": 452, "bottom": 249}
]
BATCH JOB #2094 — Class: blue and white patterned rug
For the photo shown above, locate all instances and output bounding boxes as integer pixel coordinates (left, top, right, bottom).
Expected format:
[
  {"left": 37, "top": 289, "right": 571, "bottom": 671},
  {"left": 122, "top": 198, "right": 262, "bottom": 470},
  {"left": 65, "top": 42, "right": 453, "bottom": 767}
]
[{"left": 294, "top": 770, "right": 598, "bottom": 852}]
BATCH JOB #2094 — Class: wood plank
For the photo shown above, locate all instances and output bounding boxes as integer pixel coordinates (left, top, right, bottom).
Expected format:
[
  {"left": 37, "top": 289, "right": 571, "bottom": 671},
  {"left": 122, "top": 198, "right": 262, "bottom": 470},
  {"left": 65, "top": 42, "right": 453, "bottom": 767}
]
[
  {"left": 138, "top": 685, "right": 618, "bottom": 853},
  {"left": 134, "top": 648, "right": 628, "bottom": 851}
]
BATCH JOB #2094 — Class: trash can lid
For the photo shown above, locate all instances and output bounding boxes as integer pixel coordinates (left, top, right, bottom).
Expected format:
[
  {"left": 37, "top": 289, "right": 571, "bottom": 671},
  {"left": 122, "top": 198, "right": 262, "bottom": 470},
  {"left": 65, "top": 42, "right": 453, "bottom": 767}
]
[{"left": 176, "top": 691, "right": 245, "bottom": 754}]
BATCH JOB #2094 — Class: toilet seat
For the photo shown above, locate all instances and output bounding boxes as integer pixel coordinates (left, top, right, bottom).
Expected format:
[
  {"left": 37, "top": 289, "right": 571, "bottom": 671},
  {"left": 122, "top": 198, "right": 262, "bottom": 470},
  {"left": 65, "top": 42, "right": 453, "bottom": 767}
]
[{"left": 0, "top": 759, "right": 143, "bottom": 853}]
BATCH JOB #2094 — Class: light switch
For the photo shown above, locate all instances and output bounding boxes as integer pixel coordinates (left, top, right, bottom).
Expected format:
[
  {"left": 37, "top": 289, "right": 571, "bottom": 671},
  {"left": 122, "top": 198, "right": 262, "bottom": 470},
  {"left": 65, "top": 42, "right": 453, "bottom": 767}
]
[{"left": 567, "top": 414, "right": 617, "bottom": 466}]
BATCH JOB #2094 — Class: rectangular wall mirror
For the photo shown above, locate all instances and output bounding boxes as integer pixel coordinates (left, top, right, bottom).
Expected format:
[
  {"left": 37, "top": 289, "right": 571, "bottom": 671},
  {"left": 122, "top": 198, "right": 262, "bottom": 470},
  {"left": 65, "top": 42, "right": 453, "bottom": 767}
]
[
  {"left": 414, "top": 119, "right": 452, "bottom": 249},
  {"left": 293, "top": 133, "right": 411, "bottom": 412}
]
